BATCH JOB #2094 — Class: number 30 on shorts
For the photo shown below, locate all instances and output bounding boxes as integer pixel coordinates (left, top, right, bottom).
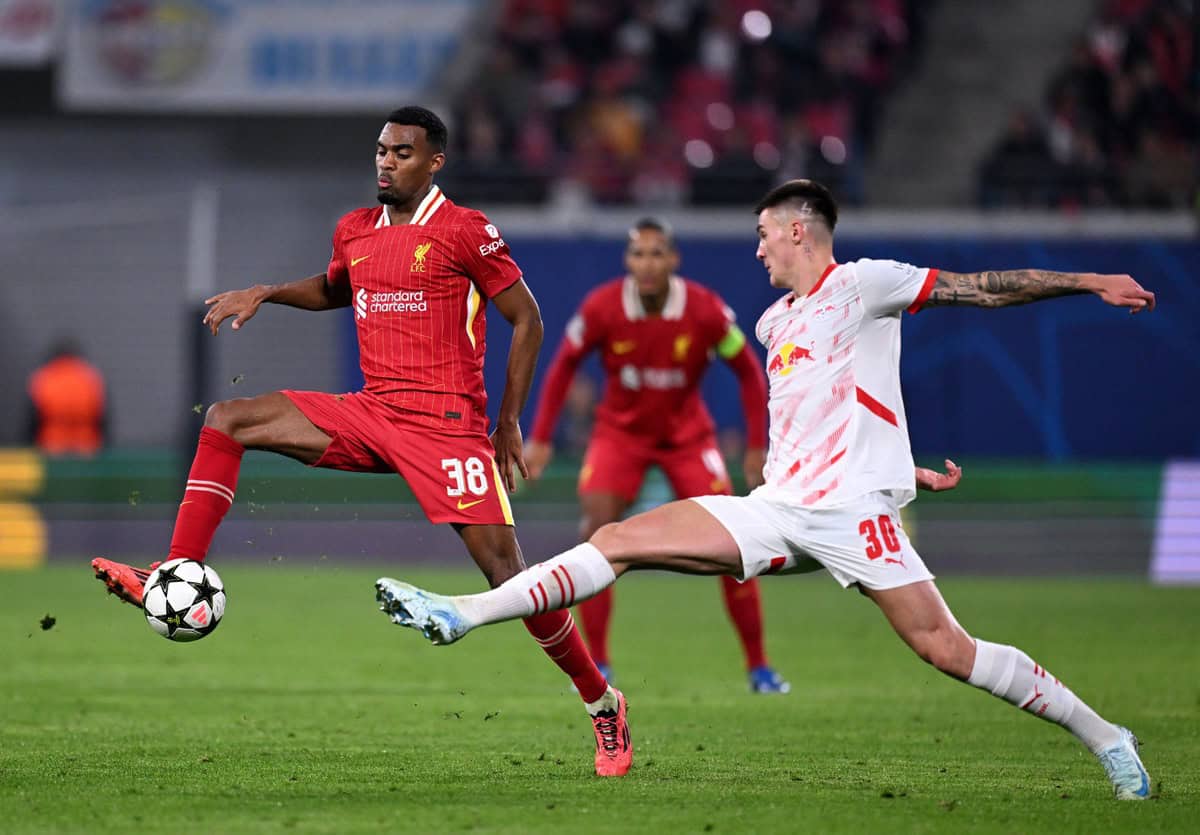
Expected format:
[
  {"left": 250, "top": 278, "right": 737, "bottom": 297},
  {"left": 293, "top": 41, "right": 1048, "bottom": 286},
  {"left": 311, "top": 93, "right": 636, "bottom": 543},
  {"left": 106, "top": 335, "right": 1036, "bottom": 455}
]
[
  {"left": 442, "top": 457, "right": 489, "bottom": 497},
  {"left": 858, "top": 514, "right": 902, "bottom": 560}
]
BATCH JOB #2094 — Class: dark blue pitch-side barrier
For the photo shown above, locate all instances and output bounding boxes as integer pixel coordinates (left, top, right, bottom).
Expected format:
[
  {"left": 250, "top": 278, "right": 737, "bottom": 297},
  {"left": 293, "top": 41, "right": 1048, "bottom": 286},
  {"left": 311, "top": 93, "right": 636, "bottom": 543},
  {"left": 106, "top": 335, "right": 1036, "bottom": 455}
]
[{"left": 341, "top": 236, "right": 1200, "bottom": 460}]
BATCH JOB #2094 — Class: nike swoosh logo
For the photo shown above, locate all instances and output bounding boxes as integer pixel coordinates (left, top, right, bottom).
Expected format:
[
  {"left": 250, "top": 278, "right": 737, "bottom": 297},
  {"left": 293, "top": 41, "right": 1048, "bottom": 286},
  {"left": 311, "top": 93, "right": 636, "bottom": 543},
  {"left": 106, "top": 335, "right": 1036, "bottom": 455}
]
[
  {"left": 351, "top": 255, "right": 371, "bottom": 266},
  {"left": 456, "top": 498, "right": 486, "bottom": 510}
]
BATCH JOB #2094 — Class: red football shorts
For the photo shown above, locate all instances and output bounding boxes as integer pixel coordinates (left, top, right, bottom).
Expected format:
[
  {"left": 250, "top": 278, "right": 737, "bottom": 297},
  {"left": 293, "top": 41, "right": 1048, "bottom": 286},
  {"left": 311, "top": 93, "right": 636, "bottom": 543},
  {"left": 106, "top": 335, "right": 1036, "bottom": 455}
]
[
  {"left": 579, "top": 430, "right": 733, "bottom": 502},
  {"left": 283, "top": 390, "right": 514, "bottom": 526}
]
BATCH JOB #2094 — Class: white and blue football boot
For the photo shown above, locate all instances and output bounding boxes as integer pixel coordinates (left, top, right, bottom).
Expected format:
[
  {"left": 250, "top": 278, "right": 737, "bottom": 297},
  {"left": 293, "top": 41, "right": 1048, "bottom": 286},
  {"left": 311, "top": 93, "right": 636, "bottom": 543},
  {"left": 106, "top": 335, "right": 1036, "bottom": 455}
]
[
  {"left": 1096, "top": 727, "right": 1151, "bottom": 800},
  {"left": 749, "top": 665, "right": 791, "bottom": 694},
  {"left": 375, "top": 578, "right": 471, "bottom": 645}
]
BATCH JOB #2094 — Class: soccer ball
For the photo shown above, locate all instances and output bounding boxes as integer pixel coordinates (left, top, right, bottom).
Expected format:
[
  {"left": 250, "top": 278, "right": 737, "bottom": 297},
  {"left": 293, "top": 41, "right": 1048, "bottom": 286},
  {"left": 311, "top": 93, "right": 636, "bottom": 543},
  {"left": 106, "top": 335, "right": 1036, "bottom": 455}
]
[{"left": 142, "top": 558, "right": 226, "bottom": 642}]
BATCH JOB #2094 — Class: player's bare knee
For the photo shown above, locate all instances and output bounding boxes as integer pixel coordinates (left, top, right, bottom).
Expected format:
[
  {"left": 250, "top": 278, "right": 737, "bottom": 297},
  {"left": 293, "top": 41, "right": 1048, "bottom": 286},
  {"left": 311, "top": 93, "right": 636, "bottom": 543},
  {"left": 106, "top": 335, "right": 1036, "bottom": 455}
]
[{"left": 203, "top": 400, "right": 240, "bottom": 435}]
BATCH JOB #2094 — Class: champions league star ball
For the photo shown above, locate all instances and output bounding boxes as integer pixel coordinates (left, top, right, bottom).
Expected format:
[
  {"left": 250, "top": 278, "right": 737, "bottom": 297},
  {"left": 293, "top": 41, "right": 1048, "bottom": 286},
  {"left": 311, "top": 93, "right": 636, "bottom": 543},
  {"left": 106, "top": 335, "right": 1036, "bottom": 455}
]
[{"left": 142, "top": 558, "right": 226, "bottom": 642}]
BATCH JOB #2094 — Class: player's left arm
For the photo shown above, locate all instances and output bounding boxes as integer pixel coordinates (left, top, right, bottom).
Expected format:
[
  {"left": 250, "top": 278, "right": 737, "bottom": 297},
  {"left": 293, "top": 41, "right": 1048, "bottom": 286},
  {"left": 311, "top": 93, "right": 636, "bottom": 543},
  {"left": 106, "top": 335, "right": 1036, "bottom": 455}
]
[
  {"left": 718, "top": 325, "right": 769, "bottom": 490},
  {"left": 924, "top": 270, "right": 1155, "bottom": 313},
  {"left": 490, "top": 279, "right": 544, "bottom": 491}
]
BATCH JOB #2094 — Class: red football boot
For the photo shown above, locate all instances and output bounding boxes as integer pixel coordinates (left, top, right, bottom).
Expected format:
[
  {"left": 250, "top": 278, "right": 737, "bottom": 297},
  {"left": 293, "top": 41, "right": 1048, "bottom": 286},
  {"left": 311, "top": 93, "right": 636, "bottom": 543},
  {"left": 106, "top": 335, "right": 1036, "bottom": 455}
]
[
  {"left": 91, "top": 558, "right": 161, "bottom": 607},
  {"left": 591, "top": 688, "right": 633, "bottom": 777}
]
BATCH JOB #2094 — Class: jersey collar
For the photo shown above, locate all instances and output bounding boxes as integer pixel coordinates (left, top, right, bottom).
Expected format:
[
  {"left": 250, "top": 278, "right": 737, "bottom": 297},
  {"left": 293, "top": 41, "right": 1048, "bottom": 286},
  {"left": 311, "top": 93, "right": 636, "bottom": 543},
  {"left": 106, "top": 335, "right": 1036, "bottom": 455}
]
[
  {"left": 787, "top": 262, "right": 839, "bottom": 306},
  {"left": 622, "top": 274, "right": 687, "bottom": 321},
  {"left": 375, "top": 185, "right": 447, "bottom": 228}
]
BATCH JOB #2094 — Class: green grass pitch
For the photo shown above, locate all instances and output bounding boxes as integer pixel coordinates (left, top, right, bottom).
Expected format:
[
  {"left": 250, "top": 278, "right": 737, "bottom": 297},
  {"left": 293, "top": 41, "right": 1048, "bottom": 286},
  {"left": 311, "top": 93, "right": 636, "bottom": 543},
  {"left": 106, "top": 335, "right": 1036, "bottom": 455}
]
[{"left": 2, "top": 566, "right": 1197, "bottom": 833}]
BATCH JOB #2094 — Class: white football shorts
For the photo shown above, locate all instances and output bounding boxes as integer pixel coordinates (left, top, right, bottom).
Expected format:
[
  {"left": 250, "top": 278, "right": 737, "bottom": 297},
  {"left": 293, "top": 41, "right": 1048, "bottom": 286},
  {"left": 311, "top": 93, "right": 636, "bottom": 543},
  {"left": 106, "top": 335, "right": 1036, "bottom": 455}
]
[{"left": 690, "top": 489, "right": 934, "bottom": 590}]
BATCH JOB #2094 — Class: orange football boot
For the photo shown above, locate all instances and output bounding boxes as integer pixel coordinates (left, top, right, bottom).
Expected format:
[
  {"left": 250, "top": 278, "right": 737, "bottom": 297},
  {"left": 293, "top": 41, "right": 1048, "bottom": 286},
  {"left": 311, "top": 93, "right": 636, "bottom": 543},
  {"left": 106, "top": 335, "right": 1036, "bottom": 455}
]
[
  {"left": 91, "top": 558, "right": 161, "bottom": 607},
  {"left": 591, "top": 688, "right": 633, "bottom": 777}
]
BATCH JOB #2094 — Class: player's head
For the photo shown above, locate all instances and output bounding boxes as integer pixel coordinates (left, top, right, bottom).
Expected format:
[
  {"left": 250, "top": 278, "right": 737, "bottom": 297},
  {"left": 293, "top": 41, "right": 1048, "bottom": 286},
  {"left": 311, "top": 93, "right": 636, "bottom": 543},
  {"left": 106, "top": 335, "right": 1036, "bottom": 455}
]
[
  {"left": 625, "top": 217, "right": 679, "bottom": 297},
  {"left": 376, "top": 106, "right": 447, "bottom": 207},
  {"left": 753, "top": 180, "right": 838, "bottom": 289}
]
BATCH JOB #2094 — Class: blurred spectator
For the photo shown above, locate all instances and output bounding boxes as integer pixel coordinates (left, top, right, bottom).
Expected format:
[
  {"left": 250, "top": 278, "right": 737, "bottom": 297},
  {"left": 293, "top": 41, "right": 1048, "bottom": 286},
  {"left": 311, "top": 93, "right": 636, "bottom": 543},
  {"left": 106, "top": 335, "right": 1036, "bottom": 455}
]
[
  {"left": 451, "top": 0, "right": 931, "bottom": 206},
  {"left": 27, "top": 339, "right": 107, "bottom": 457},
  {"left": 980, "top": 0, "right": 1197, "bottom": 209}
]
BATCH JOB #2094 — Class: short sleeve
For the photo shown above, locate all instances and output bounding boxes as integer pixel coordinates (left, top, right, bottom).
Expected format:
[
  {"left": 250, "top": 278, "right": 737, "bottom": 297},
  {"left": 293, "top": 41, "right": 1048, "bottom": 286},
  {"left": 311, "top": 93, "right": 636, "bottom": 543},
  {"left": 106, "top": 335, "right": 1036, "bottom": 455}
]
[
  {"left": 855, "top": 258, "right": 939, "bottom": 318},
  {"left": 456, "top": 211, "right": 523, "bottom": 298},
  {"left": 326, "top": 219, "right": 349, "bottom": 285},
  {"left": 566, "top": 289, "right": 608, "bottom": 351}
]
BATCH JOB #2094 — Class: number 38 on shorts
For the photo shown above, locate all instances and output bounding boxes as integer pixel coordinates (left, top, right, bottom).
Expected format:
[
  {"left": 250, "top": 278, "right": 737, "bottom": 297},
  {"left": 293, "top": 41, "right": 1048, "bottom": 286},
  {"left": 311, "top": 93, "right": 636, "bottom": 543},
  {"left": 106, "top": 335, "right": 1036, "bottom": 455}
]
[{"left": 441, "top": 457, "right": 490, "bottom": 497}]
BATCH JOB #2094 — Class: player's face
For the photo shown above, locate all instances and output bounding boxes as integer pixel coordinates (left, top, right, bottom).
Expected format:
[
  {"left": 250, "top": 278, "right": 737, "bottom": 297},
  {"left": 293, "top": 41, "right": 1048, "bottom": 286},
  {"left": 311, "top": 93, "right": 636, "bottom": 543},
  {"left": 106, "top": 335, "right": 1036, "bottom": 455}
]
[
  {"left": 624, "top": 229, "right": 678, "bottom": 296},
  {"left": 756, "top": 209, "right": 797, "bottom": 289},
  {"left": 376, "top": 123, "right": 445, "bottom": 206}
]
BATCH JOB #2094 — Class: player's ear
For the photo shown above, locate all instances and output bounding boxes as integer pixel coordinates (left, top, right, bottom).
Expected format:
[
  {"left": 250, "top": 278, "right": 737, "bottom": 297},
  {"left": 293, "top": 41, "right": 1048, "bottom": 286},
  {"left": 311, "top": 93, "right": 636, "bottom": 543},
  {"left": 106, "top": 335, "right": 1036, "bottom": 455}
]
[
  {"left": 790, "top": 218, "right": 805, "bottom": 245},
  {"left": 428, "top": 152, "right": 446, "bottom": 175}
]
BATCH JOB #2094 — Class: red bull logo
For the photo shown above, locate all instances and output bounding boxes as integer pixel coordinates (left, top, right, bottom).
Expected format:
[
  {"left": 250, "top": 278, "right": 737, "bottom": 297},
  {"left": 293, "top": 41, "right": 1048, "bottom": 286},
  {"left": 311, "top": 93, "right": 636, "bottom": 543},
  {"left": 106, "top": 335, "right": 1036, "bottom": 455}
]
[{"left": 768, "top": 342, "right": 816, "bottom": 376}]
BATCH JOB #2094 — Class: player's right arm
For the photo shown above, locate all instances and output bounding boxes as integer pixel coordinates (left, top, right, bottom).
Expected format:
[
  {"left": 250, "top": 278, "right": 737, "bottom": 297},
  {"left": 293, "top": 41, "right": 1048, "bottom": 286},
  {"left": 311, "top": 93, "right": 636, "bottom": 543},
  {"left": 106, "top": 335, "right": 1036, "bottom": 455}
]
[
  {"left": 925, "top": 270, "right": 1155, "bottom": 313},
  {"left": 202, "top": 274, "right": 351, "bottom": 335},
  {"left": 525, "top": 298, "right": 602, "bottom": 480}
]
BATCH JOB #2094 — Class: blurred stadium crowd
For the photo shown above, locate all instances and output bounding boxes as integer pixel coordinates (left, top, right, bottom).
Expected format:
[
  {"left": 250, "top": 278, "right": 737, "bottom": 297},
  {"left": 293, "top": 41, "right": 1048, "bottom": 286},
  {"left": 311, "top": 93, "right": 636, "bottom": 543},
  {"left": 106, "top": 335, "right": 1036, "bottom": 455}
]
[
  {"left": 447, "top": 0, "right": 934, "bottom": 206},
  {"left": 443, "top": 0, "right": 1195, "bottom": 210},
  {"left": 980, "top": 0, "right": 1195, "bottom": 209}
]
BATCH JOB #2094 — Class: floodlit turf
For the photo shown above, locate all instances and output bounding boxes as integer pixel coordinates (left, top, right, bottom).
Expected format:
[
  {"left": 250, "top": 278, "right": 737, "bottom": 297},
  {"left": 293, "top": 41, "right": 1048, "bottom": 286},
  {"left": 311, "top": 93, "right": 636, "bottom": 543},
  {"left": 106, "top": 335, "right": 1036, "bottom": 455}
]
[{"left": 2, "top": 566, "right": 1197, "bottom": 834}]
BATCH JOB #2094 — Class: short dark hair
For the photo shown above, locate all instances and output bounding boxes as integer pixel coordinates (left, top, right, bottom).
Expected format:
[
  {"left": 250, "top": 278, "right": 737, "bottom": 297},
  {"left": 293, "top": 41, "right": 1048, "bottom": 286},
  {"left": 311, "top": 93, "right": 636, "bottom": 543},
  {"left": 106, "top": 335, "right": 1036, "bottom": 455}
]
[
  {"left": 385, "top": 106, "right": 448, "bottom": 153},
  {"left": 753, "top": 180, "right": 838, "bottom": 232},
  {"left": 628, "top": 216, "right": 675, "bottom": 247}
]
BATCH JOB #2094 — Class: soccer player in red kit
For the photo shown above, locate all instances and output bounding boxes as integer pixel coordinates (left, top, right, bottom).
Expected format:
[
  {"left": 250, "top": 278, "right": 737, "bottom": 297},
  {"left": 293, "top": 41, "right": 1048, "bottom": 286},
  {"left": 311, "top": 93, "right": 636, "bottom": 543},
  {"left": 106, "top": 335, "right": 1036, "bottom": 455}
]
[
  {"left": 524, "top": 218, "right": 789, "bottom": 693},
  {"left": 90, "top": 106, "right": 632, "bottom": 777}
]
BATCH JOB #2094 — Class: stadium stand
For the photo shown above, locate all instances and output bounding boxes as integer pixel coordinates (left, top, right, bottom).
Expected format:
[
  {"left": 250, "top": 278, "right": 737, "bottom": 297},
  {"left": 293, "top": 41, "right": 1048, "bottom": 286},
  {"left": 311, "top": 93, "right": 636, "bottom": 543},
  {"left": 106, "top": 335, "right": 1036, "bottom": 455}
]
[
  {"left": 443, "top": 0, "right": 935, "bottom": 205},
  {"left": 978, "top": 0, "right": 1196, "bottom": 209}
]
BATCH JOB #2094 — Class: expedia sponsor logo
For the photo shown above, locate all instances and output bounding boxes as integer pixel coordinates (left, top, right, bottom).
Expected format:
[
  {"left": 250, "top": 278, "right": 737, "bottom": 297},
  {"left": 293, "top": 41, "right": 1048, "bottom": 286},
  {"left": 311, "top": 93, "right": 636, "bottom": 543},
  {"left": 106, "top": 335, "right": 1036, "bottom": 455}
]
[
  {"left": 619, "top": 365, "right": 686, "bottom": 391},
  {"left": 479, "top": 238, "right": 507, "bottom": 256},
  {"left": 767, "top": 342, "right": 816, "bottom": 376},
  {"left": 356, "top": 288, "right": 428, "bottom": 319}
]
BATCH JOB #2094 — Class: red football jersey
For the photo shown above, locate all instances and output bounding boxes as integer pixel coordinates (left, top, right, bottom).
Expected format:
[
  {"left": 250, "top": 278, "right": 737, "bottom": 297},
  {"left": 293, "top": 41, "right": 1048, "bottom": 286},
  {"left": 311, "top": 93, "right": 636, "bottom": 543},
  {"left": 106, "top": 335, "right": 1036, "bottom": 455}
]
[
  {"left": 326, "top": 186, "right": 521, "bottom": 433},
  {"left": 551, "top": 276, "right": 736, "bottom": 447}
]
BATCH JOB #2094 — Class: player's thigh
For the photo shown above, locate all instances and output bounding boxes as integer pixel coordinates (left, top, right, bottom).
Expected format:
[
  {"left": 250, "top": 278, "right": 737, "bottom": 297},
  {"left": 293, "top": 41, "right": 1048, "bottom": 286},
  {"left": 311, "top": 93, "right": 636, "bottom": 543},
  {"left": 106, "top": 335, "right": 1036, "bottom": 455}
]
[
  {"left": 657, "top": 441, "right": 732, "bottom": 498},
  {"left": 385, "top": 428, "right": 514, "bottom": 527},
  {"left": 579, "top": 433, "right": 650, "bottom": 503},
  {"left": 590, "top": 499, "right": 742, "bottom": 576},
  {"left": 205, "top": 392, "right": 332, "bottom": 463}
]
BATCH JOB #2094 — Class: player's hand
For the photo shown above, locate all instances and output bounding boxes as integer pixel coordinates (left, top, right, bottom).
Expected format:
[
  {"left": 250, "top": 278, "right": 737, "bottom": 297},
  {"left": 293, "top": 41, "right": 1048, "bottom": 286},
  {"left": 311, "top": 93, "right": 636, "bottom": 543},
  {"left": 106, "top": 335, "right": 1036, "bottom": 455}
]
[
  {"left": 203, "top": 286, "right": 268, "bottom": 335},
  {"left": 490, "top": 421, "right": 529, "bottom": 492},
  {"left": 524, "top": 440, "right": 553, "bottom": 481},
  {"left": 915, "top": 459, "right": 962, "bottom": 492},
  {"left": 742, "top": 448, "right": 766, "bottom": 490},
  {"left": 1091, "top": 274, "right": 1155, "bottom": 314}
]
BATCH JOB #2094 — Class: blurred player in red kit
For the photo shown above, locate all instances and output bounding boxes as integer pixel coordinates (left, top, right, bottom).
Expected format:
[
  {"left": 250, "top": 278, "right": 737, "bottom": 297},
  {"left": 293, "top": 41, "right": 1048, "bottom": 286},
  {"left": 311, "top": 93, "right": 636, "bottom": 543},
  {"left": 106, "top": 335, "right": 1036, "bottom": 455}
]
[
  {"left": 524, "top": 218, "right": 789, "bottom": 693},
  {"left": 91, "top": 106, "right": 632, "bottom": 776}
]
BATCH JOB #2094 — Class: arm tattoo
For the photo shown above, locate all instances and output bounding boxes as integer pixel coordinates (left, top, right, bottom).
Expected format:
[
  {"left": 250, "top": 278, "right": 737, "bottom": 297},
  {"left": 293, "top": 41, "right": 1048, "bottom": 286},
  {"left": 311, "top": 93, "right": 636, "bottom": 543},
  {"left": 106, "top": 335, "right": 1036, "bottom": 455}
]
[{"left": 925, "top": 270, "right": 1088, "bottom": 308}]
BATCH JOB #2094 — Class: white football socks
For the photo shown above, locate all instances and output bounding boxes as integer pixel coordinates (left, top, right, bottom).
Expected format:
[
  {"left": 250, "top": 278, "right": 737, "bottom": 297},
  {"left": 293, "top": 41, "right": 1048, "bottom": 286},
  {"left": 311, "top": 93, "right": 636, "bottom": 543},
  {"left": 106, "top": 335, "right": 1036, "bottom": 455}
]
[
  {"left": 452, "top": 543, "right": 617, "bottom": 628},
  {"left": 968, "top": 639, "right": 1122, "bottom": 753}
]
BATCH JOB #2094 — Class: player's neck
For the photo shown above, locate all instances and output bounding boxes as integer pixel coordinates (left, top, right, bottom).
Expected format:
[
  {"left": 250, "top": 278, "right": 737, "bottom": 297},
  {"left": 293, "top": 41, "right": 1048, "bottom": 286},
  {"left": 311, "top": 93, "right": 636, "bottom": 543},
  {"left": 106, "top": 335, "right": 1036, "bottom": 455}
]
[
  {"left": 383, "top": 183, "right": 435, "bottom": 226},
  {"left": 640, "top": 288, "right": 669, "bottom": 315},
  {"left": 788, "top": 252, "right": 836, "bottom": 298}
]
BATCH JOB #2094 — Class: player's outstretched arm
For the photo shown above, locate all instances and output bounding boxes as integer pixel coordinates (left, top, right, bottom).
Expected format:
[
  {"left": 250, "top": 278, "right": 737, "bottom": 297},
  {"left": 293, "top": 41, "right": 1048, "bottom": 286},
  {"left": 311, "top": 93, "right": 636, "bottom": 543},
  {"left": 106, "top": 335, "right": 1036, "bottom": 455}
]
[
  {"left": 915, "top": 459, "right": 962, "bottom": 492},
  {"left": 203, "top": 274, "right": 351, "bottom": 334},
  {"left": 924, "top": 270, "right": 1155, "bottom": 313},
  {"left": 490, "top": 279, "right": 544, "bottom": 490}
]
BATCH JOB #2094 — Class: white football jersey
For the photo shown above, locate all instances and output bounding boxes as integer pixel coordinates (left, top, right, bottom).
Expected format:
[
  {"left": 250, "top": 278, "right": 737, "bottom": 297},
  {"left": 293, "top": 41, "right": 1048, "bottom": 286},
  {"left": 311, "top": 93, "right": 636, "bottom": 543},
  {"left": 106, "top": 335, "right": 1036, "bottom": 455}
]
[{"left": 754, "top": 258, "right": 938, "bottom": 508}]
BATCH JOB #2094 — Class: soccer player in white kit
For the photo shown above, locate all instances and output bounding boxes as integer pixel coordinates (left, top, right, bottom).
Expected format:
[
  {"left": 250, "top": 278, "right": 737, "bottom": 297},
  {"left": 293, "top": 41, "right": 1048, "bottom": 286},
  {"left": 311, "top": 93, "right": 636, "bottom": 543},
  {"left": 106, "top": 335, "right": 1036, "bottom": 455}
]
[{"left": 376, "top": 179, "right": 1156, "bottom": 800}]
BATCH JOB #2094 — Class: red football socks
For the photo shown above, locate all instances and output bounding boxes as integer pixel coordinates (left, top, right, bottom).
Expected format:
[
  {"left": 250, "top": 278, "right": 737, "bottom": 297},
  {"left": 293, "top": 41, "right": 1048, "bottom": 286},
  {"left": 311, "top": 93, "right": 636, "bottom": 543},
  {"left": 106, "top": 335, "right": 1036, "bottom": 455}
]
[
  {"left": 576, "top": 586, "right": 615, "bottom": 666},
  {"left": 167, "top": 427, "right": 244, "bottom": 562},
  {"left": 720, "top": 576, "right": 769, "bottom": 670},
  {"left": 523, "top": 610, "right": 609, "bottom": 703}
]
